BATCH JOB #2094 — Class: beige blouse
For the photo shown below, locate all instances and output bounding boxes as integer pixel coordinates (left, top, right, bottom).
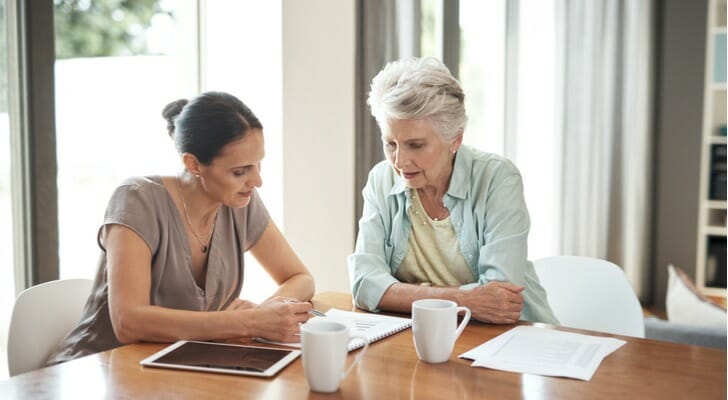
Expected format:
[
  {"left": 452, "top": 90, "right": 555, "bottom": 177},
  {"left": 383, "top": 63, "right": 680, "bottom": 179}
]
[
  {"left": 46, "top": 176, "right": 270, "bottom": 365},
  {"left": 395, "top": 189, "right": 475, "bottom": 286}
]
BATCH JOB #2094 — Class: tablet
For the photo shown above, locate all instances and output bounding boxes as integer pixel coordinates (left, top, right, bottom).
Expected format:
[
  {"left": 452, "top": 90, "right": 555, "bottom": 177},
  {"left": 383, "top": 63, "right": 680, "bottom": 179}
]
[{"left": 140, "top": 340, "right": 301, "bottom": 378}]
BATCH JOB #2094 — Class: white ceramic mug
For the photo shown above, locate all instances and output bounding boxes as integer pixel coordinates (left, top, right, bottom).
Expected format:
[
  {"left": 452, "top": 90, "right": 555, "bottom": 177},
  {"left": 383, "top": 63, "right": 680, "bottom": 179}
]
[
  {"left": 301, "top": 320, "right": 369, "bottom": 393},
  {"left": 412, "top": 299, "right": 471, "bottom": 363}
]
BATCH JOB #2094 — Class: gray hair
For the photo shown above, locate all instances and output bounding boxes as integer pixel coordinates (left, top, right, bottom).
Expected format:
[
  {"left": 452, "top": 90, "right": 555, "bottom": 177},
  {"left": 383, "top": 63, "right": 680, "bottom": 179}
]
[{"left": 367, "top": 57, "right": 467, "bottom": 141}]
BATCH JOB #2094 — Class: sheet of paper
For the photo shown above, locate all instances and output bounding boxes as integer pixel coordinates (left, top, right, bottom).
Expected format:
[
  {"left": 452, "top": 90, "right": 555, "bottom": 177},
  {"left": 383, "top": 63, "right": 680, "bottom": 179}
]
[{"left": 459, "top": 326, "right": 625, "bottom": 381}]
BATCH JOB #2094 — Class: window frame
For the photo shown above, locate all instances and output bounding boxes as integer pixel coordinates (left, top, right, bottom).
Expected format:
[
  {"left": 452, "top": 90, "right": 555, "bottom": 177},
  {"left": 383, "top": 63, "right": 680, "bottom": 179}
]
[{"left": 7, "top": 0, "right": 59, "bottom": 294}]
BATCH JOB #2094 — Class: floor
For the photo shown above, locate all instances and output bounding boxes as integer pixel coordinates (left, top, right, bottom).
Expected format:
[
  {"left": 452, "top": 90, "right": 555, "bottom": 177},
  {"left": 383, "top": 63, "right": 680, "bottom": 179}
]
[{"left": 643, "top": 306, "right": 667, "bottom": 320}]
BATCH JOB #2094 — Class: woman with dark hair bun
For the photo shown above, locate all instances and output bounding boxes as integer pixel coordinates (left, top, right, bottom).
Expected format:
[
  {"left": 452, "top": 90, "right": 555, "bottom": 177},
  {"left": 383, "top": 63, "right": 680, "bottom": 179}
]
[{"left": 47, "top": 91, "right": 315, "bottom": 365}]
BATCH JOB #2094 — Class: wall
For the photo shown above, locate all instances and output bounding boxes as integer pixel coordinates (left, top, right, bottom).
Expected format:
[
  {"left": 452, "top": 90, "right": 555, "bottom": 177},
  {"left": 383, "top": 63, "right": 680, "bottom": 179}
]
[
  {"left": 282, "top": 0, "right": 356, "bottom": 293},
  {"left": 652, "top": 0, "right": 708, "bottom": 308}
]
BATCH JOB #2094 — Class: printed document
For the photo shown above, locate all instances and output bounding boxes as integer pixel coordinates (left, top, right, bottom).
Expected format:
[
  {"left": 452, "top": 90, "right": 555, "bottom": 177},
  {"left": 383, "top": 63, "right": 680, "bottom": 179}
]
[{"left": 459, "top": 326, "right": 625, "bottom": 380}]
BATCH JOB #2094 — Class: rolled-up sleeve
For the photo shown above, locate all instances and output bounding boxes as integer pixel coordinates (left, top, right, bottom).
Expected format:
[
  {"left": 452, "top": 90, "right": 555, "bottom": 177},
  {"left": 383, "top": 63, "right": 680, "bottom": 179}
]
[{"left": 347, "top": 172, "right": 399, "bottom": 311}]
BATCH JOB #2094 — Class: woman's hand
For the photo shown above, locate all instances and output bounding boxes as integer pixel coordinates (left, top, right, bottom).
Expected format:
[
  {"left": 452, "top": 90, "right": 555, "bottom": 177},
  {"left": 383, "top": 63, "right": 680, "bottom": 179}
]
[
  {"left": 458, "top": 282, "right": 524, "bottom": 324},
  {"left": 247, "top": 297, "right": 312, "bottom": 343}
]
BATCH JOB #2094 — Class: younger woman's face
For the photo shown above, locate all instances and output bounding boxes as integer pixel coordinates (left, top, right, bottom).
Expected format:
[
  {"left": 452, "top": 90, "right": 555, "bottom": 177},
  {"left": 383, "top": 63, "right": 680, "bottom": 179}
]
[{"left": 199, "top": 129, "right": 264, "bottom": 208}]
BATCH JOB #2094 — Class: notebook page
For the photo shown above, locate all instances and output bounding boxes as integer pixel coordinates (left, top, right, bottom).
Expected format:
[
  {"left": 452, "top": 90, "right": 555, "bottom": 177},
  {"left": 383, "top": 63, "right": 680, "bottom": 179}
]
[
  {"left": 254, "top": 308, "right": 412, "bottom": 351},
  {"left": 325, "top": 309, "right": 412, "bottom": 350}
]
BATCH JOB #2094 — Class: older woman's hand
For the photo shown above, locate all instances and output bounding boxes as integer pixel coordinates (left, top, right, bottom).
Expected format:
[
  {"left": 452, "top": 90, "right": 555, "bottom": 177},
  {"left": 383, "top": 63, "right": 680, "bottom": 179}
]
[{"left": 458, "top": 281, "right": 524, "bottom": 324}]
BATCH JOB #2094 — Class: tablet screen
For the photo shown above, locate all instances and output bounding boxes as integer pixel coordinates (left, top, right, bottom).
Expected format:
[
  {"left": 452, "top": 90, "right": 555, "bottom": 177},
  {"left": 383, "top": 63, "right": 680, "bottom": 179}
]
[{"left": 140, "top": 341, "right": 300, "bottom": 378}]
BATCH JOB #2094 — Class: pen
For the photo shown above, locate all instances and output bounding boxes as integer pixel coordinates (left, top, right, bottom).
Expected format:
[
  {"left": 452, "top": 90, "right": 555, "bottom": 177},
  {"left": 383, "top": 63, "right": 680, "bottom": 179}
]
[
  {"left": 282, "top": 298, "right": 326, "bottom": 317},
  {"left": 309, "top": 309, "right": 326, "bottom": 318}
]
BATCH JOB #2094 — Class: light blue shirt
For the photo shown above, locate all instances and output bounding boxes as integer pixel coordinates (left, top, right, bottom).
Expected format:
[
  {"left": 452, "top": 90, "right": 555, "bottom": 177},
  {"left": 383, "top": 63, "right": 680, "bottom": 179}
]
[{"left": 347, "top": 145, "right": 558, "bottom": 324}]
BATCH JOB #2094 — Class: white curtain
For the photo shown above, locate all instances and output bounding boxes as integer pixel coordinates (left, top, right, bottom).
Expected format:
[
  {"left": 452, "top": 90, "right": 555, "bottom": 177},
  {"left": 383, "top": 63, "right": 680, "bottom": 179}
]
[{"left": 554, "top": 0, "right": 654, "bottom": 299}]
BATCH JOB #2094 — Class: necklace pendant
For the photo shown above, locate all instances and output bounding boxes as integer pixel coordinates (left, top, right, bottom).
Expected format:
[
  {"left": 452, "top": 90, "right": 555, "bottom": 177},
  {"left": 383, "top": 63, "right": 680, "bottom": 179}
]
[{"left": 202, "top": 245, "right": 208, "bottom": 253}]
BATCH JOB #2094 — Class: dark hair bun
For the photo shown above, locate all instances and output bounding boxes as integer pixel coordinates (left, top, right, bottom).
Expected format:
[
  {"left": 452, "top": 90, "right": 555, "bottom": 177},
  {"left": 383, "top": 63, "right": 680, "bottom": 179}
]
[{"left": 162, "top": 99, "right": 189, "bottom": 137}]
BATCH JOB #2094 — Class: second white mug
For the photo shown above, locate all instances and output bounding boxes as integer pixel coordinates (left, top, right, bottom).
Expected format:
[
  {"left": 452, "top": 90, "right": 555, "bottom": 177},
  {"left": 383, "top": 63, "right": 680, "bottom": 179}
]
[
  {"left": 301, "top": 320, "right": 368, "bottom": 393},
  {"left": 412, "top": 299, "right": 471, "bottom": 363}
]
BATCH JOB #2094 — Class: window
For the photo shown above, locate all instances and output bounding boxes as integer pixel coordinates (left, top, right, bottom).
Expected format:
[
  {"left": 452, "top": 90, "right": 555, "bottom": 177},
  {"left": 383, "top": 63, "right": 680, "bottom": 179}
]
[
  {"left": 458, "top": 0, "right": 507, "bottom": 155},
  {"left": 0, "top": 0, "right": 13, "bottom": 379},
  {"left": 421, "top": 0, "right": 558, "bottom": 259},
  {"left": 420, "top": 0, "right": 506, "bottom": 154},
  {"left": 54, "top": 1, "right": 283, "bottom": 302},
  {"left": 1, "top": 2, "right": 282, "bottom": 377},
  {"left": 512, "top": 0, "right": 558, "bottom": 260},
  {"left": 54, "top": 1, "right": 198, "bottom": 279},
  {"left": 204, "top": 0, "right": 282, "bottom": 302}
]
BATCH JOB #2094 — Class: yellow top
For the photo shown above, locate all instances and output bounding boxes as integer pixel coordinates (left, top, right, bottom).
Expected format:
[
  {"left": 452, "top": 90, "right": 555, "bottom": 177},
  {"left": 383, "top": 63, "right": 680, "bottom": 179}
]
[{"left": 395, "top": 189, "right": 475, "bottom": 286}]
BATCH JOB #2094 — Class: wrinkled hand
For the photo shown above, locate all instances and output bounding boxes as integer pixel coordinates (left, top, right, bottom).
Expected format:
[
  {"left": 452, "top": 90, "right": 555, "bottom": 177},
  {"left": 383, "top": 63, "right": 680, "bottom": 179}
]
[
  {"left": 460, "top": 281, "right": 524, "bottom": 324},
  {"left": 249, "top": 297, "right": 312, "bottom": 343}
]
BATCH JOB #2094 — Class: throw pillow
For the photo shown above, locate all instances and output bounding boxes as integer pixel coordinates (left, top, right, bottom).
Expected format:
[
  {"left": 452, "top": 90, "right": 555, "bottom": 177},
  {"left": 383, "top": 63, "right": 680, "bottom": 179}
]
[{"left": 666, "top": 264, "right": 727, "bottom": 328}]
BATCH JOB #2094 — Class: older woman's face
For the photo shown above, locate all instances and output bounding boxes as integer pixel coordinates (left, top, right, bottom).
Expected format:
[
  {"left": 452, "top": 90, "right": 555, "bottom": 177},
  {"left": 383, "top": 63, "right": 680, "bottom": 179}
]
[{"left": 382, "top": 119, "right": 458, "bottom": 190}]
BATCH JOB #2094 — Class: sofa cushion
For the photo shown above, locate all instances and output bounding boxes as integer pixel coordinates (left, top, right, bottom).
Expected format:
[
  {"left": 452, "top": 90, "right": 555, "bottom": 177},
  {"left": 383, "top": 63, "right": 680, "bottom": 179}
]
[
  {"left": 644, "top": 316, "right": 726, "bottom": 349},
  {"left": 666, "top": 264, "right": 726, "bottom": 328}
]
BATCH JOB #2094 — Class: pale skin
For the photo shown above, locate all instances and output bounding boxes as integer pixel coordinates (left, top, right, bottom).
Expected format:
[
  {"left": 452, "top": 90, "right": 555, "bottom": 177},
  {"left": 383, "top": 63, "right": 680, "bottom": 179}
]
[
  {"left": 378, "top": 119, "right": 524, "bottom": 324},
  {"left": 106, "top": 129, "right": 315, "bottom": 345}
]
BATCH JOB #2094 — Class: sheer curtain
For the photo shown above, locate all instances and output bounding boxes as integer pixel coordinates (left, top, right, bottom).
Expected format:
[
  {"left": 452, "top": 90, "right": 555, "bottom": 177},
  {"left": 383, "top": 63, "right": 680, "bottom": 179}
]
[{"left": 554, "top": 0, "right": 654, "bottom": 299}]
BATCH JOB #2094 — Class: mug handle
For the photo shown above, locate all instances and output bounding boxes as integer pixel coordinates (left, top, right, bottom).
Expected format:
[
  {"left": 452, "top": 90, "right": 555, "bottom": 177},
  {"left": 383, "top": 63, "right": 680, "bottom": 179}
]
[
  {"left": 342, "top": 336, "right": 369, "bottom": 379},
  {"left": 454, "top": 306, "right": 471, "bottom": 341}
]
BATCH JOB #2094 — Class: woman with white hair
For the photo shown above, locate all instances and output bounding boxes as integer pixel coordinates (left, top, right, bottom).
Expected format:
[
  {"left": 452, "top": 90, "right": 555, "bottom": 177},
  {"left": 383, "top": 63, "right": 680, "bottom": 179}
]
[{"left": 348, "top": 57, "right": 557, "bottom": 324}]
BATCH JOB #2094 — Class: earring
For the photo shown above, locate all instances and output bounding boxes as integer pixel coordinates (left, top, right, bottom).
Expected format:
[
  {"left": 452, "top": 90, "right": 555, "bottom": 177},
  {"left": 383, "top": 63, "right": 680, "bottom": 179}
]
[{"left": 195, "top": 173, "right": 200, "bottom": 178}]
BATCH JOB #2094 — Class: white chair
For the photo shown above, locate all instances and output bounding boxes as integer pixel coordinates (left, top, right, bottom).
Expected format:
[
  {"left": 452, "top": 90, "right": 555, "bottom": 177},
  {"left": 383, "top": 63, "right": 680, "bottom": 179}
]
[
  {"left": 534, "top": 256, "right": 645, "bottom": 338},
  {"left": 7, "top": 278, "right": 93, "bottom": 376}
]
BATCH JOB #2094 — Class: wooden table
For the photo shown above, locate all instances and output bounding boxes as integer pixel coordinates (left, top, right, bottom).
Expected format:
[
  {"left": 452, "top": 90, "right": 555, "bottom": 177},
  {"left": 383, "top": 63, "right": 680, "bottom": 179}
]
[{"left": 1, "top": 292, "right": 725, "bottom": 399}]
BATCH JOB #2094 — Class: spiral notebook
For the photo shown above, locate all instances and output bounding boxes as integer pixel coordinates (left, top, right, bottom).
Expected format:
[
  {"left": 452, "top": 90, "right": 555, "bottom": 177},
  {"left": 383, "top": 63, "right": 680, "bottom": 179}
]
[
  {"left": 256, "top": 308, "right": 412, "bottom": 351},
  {"left": 327, "top": 308, "right": 412, "bottom": 350}
]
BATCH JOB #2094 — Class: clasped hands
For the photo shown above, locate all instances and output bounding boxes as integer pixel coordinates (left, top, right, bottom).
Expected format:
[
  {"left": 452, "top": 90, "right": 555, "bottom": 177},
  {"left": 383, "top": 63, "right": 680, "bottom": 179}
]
[{"left": 456, "top": 281, "right": 524, "bottom": 324}]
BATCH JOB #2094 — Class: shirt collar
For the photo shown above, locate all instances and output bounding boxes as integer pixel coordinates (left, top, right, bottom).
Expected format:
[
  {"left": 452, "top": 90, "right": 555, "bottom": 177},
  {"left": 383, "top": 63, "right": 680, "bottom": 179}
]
[
  {"left": 389, "top": 166, "right": 408, "bottom": 195},
  {"left": 447, "top": 145, "right": 471, "bottom": 199},
  {"left": 387, "top": 145, "right": 472, "bottom": 199}
]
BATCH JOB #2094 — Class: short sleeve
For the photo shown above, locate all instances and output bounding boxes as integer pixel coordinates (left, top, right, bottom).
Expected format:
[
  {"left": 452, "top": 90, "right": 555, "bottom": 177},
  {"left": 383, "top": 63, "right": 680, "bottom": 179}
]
[
  {"left": 102, "top": 181, "right": 162, "bottom": 253},
  {"left": 242, "top": 190, "right": 270, "bottom": 250}
]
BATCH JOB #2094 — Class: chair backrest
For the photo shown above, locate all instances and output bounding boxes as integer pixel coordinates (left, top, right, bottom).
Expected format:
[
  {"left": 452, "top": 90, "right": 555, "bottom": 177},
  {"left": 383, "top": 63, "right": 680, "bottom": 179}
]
[
  {"left": 7, "top": 278, "right": 93, "bottom": 376},
  {"left": 533, "top": 256, "right": 645, "bottom": 338}
]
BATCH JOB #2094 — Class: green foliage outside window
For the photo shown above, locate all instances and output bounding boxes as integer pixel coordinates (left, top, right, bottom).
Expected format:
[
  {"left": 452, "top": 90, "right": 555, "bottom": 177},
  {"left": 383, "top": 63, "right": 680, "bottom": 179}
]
[
  {"left": 0, "top": 0, "right": 173, "bottom": 112},
  {"left": 54, "top": 0, "right": 172, "bottom": 59}
]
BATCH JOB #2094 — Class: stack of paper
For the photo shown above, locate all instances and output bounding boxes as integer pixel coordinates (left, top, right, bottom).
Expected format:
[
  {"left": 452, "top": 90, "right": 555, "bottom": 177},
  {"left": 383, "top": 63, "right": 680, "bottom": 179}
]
[{"left": 459, "top": 326, "right": 625, "bottom": 381}]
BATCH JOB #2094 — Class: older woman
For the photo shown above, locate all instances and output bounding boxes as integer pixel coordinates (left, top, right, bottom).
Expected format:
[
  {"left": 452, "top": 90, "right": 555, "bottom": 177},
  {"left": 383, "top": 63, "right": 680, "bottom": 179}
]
[{"left": 348, "top": 57, "right": 557, "bottom": 324}]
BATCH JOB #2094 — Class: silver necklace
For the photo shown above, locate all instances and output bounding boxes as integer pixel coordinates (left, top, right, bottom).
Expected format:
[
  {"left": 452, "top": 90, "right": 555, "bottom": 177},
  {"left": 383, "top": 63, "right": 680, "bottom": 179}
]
[{"left": 175, "top": 175, "right": 217, "bottom": 253}]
